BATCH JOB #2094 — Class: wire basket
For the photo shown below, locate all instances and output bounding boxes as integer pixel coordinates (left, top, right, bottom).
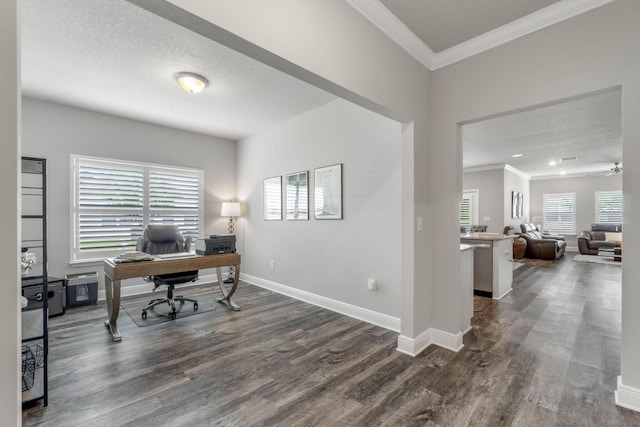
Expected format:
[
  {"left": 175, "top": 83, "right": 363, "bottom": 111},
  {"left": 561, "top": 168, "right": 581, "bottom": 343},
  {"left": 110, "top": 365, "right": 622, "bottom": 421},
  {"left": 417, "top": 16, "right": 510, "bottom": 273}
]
[{"left": 22, "top": 344, "right": 43, "bottom": 392}]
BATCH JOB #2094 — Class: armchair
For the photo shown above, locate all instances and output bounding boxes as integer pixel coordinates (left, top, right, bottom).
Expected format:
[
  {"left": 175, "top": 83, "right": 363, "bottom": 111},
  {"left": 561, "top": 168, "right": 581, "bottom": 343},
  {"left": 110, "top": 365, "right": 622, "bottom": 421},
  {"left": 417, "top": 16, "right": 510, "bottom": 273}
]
[
  {"left": 518, "top": 224, "right": 566, "bottom": 260},
  {"left": 136, "top": 225, "right": 198, "bottom": 319}
]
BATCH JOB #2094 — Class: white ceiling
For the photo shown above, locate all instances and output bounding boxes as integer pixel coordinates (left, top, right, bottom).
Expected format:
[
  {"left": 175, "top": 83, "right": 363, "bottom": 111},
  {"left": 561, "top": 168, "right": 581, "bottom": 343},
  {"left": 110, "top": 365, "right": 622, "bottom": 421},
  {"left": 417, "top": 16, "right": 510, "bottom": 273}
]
[
  {"left": 463, "top": 88, "right": 622, "bottom": 179},
  {"left": 20, "top": 0, "right": 336, "bottom": 141},
  {"left": 21, "top": 0, "right": 622, "bottom": 179}
]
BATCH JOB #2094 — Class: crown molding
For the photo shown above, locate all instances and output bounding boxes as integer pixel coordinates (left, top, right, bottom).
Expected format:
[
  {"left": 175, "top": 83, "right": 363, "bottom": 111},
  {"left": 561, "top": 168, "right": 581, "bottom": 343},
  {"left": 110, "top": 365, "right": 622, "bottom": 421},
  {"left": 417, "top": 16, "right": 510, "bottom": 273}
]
[
  {"left": 433, "top": 0, "right": 616, "bottom": 69},
  {"left": 463, "top": 164, "right": 531, "bottom": 180},
  {"left": 345, "top": 0, "right": 436, "bottom": 69},
  {"left": 348, "top": 0, "right": 616, "bottom": 71}
]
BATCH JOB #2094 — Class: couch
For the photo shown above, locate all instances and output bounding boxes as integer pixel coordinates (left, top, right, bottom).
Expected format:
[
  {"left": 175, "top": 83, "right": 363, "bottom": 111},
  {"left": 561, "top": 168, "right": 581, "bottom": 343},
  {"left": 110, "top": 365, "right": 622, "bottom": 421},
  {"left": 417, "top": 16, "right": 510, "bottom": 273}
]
[
  {"left": 577, "top": 223, "right": 622, "bottom": 255},
  {"left": 519, "top": 224, "right": 567, "bottom": 260}
]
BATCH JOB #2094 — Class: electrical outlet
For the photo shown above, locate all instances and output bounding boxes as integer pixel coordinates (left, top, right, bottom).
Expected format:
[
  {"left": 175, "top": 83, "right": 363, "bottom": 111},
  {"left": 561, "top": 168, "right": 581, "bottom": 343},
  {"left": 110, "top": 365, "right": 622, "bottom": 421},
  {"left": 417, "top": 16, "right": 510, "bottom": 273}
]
[
  {"left": 367, "top": 278, "right": 377, "bottom": 291},
  {"left": 270, "top": 259, "right": 275, "bottom": 268}
]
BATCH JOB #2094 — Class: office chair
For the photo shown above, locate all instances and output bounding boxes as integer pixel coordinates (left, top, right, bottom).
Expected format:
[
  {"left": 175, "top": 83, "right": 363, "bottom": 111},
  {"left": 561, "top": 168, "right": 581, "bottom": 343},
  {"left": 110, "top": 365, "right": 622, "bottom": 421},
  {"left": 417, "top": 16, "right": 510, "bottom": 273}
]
[{"left": 136, "top": 225, "right": 198, "bottom": 319}]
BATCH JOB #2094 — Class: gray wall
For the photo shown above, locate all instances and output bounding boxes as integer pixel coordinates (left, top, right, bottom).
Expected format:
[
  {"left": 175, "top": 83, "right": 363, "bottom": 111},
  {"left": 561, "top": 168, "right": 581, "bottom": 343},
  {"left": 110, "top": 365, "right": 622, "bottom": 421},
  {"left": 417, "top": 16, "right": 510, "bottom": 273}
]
[
  {"left": 462, "top": 168, "right": 504, "bottom": 233},
  {"left": 237, "top": 99, "right": 402, "bottom": 317},
  {"left": 531, "top": 174, "right": 622, "bottom": 248},
  {"left": 1, "top": 0, "right": 20, "bottom": 418},
  {"left": 21, "top": 97, "right": 237, "bottom": 289},
  {"left": 431, "top": 0, "right": 640, "bottom": 391},
  {"left": 462, "top": 166, "right": 530, "bottom": 233},
  {"left": 158, "top": 0, "right": 434, "bottom": 342},
  {"left": 503, "top": 167, "right": 530, "bottom": 230}
]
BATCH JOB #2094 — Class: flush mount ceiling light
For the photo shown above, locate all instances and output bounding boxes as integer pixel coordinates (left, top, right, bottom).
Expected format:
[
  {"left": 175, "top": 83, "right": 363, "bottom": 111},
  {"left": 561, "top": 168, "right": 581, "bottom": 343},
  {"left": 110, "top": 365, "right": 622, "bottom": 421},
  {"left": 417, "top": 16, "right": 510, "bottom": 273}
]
[
  {"left": 511, "top": 153, "right": 523, "bottom": 158},
  {"left": 174, "top": 72, "right": 208, "bottom": 94}
]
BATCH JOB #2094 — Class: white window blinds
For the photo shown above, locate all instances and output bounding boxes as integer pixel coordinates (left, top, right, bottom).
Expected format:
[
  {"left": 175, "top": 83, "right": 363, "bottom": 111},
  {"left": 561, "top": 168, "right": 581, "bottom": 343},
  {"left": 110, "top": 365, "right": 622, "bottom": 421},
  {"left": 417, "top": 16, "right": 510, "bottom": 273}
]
[
  {"left": 72, "top": 156, "right": 203, "bottom": 261},
  {"left": 543, "top": 192, "right": 575, "bottom": 234},
  {"left": 595, "top": 191, "right": 623, "bottom": 224},
  {"left": 460, "top": 196, "right": 471, "bottom": 232}
]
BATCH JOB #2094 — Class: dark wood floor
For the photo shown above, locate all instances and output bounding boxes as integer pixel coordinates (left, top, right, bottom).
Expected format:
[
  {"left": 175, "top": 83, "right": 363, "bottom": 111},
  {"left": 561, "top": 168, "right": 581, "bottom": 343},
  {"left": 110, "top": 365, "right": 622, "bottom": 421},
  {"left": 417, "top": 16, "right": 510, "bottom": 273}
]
[{"left": 23, "top": 254, "right": 640, "bottom": 426}]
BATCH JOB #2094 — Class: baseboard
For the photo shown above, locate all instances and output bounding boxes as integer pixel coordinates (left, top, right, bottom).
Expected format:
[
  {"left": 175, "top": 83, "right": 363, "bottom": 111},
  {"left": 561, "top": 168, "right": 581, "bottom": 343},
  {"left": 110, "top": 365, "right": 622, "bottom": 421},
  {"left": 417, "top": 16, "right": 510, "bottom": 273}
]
[
  {"left": 397, "top": 327, "right": 464, "bottom": 356},
  {"left": 615, "top": 375, "right": 640, "bottom": 413},
  {"left": 97, "top": 273, "right": 220, "bottom": 301},
  {"left": 240, "top": 273, "right": 401, "bottom": 332}
]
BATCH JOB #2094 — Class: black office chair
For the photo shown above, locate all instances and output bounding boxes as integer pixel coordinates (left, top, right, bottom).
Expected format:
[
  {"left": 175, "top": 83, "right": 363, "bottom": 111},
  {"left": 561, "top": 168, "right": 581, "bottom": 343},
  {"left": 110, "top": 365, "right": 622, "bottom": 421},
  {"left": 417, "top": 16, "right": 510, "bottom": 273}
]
[{"left": 136, "top": 225, "right": 198, "bottom": 319}]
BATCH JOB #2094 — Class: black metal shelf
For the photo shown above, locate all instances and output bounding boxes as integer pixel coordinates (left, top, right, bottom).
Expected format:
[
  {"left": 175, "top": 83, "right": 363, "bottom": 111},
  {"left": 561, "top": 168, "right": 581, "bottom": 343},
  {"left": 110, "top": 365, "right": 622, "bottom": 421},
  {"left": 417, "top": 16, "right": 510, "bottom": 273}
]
[{"left": 21, "top": 157, "right": 48, "bottom": 408}]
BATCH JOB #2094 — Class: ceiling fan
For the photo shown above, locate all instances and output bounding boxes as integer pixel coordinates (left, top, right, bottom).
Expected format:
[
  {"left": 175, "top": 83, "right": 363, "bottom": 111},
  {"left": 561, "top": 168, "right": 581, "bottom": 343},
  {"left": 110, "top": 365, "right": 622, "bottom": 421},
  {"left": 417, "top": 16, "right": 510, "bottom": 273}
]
[{"left": 588, "top": 161, "right": 622, "bottom": 176}]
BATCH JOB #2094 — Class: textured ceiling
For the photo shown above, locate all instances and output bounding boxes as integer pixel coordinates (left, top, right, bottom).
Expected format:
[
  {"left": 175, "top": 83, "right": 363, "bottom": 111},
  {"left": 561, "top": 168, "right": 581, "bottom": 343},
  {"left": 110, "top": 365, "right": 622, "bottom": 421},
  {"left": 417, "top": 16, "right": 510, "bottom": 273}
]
[
  {"left": 463, "top": 88, "right": 622, "bottom": 179},
  {"left": 379, "top": 0, "right": 560, "bottom": 53},
  {"left": 21, "top": 0, "right": 336, "bottom": 141}
]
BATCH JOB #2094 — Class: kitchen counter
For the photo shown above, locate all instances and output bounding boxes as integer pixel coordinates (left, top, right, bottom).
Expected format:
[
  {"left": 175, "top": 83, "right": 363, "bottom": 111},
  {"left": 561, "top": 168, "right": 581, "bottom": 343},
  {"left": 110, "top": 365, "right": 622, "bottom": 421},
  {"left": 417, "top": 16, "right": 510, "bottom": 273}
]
[{"left": 460, "top": 232, "right": 517, "bottom": 241}]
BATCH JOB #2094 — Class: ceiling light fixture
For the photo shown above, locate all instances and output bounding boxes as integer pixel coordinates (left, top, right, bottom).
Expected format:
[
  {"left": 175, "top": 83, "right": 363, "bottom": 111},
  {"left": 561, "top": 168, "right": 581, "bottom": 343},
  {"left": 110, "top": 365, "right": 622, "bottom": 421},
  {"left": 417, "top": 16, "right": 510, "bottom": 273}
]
[
  {"left": 548, "top": 160, "right": 558, "bottom": 166},
  {"left": 511, "top": 153, "right": 523, "bottom": 158},
  {"left": 174, "top": 72, "right": 208, "bottom": 94}
]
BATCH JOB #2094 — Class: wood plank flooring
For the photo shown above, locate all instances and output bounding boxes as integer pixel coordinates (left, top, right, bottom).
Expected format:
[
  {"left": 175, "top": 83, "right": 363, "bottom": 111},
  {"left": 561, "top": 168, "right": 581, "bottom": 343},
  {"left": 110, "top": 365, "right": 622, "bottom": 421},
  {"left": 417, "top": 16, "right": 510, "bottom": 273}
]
[{"left": 23, "top": 254, "right": 640, "bottom": 426}]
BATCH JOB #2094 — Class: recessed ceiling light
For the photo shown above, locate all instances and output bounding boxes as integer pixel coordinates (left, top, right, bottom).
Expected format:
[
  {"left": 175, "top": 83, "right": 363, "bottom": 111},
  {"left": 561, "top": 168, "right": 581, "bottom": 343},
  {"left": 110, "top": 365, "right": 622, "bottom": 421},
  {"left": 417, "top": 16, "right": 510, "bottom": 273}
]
[
  {"left": 511, "top": 153, "right": 523, "bottom": 158},
  {"left": 560, "top": 170, "right": 567, "bottom": 175},
  {"left": 548, "top": 160, "right": 557, "bottom": 166},
  {"left": 174, "top": 72, "right": 208, "bottom": 94}
]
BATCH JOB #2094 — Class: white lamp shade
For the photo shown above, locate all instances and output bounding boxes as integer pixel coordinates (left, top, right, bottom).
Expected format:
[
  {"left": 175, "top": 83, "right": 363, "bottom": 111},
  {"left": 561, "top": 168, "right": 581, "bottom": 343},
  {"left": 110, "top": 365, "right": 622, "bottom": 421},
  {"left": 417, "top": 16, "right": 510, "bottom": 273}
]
[{"left": 221, "top": 202, "right": 241, "bottom": 217}]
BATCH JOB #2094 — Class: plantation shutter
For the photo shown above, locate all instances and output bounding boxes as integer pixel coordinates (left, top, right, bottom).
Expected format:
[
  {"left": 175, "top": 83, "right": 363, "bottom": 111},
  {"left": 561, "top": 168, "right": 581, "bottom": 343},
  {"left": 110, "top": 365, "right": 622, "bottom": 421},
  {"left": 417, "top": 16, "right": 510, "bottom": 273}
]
[
  {"left": 460, "top": 196, "right": 471, "bottom": 232},
  {"left": 149, "top": 168, "right": 201, "bottom": 239},
  {"left": 595, "top": 191, "right": 622, "bottom": 224},
  {"left": 543, "top": 193, "right": 575, "bottom": 234},
  {"left": 72, "top": 156, "right": 202, "bottom": 261}
]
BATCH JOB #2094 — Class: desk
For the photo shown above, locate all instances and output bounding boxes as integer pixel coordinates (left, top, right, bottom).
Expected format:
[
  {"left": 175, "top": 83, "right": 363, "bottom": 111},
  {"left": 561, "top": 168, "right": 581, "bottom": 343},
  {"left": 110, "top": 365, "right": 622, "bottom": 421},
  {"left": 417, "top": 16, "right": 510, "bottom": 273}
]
[{"left": 103, "top": 253, "right": 241, "bottom": 342}]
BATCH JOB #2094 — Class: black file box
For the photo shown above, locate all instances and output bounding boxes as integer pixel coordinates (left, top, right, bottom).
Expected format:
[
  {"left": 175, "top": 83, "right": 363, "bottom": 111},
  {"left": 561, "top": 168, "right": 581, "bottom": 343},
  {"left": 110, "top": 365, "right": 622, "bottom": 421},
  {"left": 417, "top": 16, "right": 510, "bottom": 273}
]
[{"left": 65, "top": 272, "right": 98, "bottom": 307}]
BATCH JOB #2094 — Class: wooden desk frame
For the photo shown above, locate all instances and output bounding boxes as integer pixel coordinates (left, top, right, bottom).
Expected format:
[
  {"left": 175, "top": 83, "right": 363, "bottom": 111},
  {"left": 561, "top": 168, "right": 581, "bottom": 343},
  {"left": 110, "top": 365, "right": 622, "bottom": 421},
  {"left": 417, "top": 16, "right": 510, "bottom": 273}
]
[{"left": 103, "top": 253, "right": 241, "bottom": 342}]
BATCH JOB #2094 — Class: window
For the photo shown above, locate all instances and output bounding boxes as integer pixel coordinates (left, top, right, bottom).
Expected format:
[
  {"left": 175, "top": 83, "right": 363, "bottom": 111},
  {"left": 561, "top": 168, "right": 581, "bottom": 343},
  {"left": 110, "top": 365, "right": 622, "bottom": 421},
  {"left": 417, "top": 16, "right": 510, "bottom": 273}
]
[
  {"left": 543, "top": 192, "right": 575, "bottom": 234},
  {"left": 595, "top": 191, "right": 623, "bottom": 224},
  {"left": 460, "top": 190, "right": 479, "bottom": 232},
  {"left": 71, "top": 155, "right": 203, "bottom": 261}
]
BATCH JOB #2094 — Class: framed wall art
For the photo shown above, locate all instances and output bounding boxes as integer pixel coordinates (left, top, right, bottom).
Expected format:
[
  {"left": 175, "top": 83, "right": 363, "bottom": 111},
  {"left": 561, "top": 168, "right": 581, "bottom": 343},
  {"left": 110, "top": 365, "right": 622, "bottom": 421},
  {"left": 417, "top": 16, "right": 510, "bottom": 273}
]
[
  {"left": 314, "top": 164, "right": 342, "bottom": 220},
  {"left": 263, "top": 176, "right": 282, "bottom": 220},
  {"left": 285, "top": 171, "right": 309, "bottom": 220}
]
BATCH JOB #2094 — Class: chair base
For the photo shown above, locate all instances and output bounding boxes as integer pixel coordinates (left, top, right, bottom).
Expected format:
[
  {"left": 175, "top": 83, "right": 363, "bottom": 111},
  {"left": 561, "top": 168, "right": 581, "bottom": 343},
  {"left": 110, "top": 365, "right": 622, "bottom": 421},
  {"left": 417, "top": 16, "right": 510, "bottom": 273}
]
[{"left": 141, "top": 296, "right": 198, "bottom": 319}]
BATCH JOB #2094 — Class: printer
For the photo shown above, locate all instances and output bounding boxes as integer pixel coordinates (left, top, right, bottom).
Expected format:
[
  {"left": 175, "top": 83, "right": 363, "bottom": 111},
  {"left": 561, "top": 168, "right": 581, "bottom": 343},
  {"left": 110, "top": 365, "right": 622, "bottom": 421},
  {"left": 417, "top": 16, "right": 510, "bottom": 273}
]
[{"left": 196, "top": 234, "right": 236, "bottom": 255}]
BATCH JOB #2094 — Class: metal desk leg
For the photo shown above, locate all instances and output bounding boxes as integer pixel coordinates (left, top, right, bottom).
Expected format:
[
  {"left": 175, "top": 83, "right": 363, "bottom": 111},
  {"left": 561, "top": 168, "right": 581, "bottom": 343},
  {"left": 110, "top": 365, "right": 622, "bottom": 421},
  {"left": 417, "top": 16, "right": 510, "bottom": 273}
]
[
  {"left": 104, "top": 273, "right": 122, "bottom": 342},
  {"left": 216, "top": 266, "right": 241, "bottom": 311}
]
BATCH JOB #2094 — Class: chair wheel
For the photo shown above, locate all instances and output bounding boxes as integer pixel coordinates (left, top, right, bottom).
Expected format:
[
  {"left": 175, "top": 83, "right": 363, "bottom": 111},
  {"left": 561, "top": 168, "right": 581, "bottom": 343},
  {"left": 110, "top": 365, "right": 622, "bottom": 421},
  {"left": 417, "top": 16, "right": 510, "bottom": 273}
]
[
  {"left": 170, "top": 310, "right": 177, "bottom": 319},
  {"left": 180, "top": 300, "right": 185, "bottom": 305},
  {"left": 142, "top": 310, "right": 147, "bottom": 319},
  {"left": 194, "top": 302, "right": 198, "bottom": 311}
]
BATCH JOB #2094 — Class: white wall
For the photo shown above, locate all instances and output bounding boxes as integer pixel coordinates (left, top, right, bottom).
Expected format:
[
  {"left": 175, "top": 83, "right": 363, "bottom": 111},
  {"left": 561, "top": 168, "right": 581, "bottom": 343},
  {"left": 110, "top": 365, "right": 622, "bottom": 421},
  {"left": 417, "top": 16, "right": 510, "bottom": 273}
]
[
  {"left": 431, "top": 0, "right": 640, "bottom": 401},
  {"left": 531, "top": 174, "right": 622, "bottom": 248},
  {"left": 237, "top": 99, "right": 402, "bottom": 321},
  {"left": 0, "top": 0, "right": 21, "bottom": 422},
  {"left": 21, "top": 97, "right": 237, "bottom": 289}
]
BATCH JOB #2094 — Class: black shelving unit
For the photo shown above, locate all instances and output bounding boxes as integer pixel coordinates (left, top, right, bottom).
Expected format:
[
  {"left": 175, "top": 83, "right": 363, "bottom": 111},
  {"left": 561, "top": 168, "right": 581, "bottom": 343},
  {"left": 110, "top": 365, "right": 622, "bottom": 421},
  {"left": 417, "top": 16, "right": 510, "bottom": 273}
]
[{"left": 21, "top": 157, "right": 48, "bottom": 407}]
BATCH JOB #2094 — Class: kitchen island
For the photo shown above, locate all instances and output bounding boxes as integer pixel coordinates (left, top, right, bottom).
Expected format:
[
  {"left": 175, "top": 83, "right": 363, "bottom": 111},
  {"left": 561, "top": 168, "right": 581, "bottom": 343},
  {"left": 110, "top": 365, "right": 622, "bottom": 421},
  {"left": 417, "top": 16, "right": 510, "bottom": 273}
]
[{"left": 461, "top": 232, "right": 516, "bottom": 299}]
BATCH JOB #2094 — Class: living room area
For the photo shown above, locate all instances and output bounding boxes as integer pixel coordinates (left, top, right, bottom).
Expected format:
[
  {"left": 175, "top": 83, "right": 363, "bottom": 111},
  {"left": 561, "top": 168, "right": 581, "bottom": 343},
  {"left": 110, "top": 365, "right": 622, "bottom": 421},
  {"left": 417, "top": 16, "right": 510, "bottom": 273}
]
[{"left": 462, "top": 87, "right": 623, "bottom": 265}]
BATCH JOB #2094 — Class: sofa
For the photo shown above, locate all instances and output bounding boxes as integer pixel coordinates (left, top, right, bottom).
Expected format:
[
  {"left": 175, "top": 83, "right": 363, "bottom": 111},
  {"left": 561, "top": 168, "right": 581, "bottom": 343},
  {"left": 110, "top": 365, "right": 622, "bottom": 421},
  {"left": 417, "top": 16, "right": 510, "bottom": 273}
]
[
  {"left": 577, "top": 223, "right": 622, "bottom": 255},
  {"left": 519, "top": 224, "right": 567, "bottom": 260}
]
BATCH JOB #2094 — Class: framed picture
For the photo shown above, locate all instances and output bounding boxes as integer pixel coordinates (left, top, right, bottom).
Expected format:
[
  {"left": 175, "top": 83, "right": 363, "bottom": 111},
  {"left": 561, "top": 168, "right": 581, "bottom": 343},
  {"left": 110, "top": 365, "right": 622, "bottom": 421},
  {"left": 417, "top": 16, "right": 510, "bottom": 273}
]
[
  {"left": 285, "top": 171, "right": 309, "bottom": 220},
  {"left": 511, "top": 191, "right": 518, "bottom": 219},
  {"left": 517, "top": 192, "right": 524, "bottom": 218},
  {"left": 314, "top": 164, "right": 342, "bottom": 220},
  {"left": 263, "top": 176, "right": 282, "bottom": 220}
]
